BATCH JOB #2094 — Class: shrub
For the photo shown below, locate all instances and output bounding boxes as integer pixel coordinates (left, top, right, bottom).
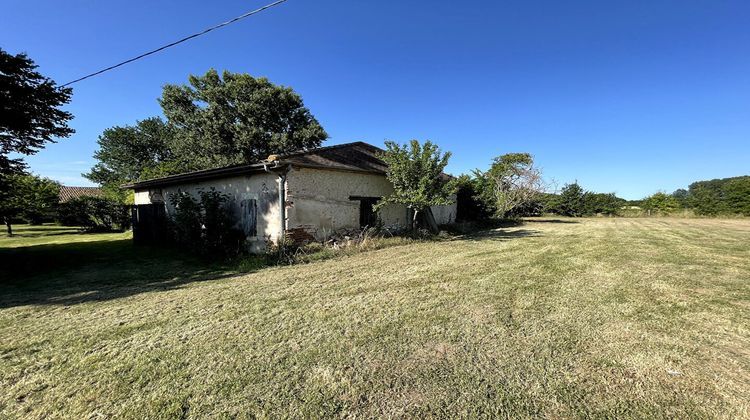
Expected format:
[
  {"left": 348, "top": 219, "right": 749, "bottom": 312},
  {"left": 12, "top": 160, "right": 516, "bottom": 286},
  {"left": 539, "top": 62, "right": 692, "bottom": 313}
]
[
  {"left": 454, "top": 175, "right": 493, "bottom": 222},
  {"left": 57, "top": 196, "right": 131, "bottom": 232},
  {"left": 168, "top": 188, "right": 244, "bottom": 257}
]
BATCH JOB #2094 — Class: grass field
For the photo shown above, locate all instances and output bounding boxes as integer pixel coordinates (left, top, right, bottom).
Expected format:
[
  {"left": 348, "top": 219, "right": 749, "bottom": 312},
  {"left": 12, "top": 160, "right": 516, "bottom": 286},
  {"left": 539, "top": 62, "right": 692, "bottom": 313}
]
[{"left": 1, "top": 219, "right": 749, "bottom": 418}]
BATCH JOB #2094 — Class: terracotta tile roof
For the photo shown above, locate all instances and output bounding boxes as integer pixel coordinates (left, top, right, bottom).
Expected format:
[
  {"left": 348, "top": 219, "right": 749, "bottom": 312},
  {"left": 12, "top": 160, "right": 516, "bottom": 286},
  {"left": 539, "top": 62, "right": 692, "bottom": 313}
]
[{"left": 59, "top": 186, "right": 103, "bottom": 202}]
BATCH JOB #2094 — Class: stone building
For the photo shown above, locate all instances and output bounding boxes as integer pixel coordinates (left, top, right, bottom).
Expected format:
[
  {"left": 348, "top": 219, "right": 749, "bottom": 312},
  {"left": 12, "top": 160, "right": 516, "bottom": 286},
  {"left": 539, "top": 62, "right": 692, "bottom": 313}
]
[{"left": 127, "top": 142, "right": 457, "bottom": 252}]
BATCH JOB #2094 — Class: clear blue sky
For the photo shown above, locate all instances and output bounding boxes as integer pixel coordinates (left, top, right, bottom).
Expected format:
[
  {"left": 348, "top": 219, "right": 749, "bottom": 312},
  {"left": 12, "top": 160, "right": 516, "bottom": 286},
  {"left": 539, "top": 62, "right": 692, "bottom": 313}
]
[{"left": 2, "top": 1, "right": 749, "bottom": 199}]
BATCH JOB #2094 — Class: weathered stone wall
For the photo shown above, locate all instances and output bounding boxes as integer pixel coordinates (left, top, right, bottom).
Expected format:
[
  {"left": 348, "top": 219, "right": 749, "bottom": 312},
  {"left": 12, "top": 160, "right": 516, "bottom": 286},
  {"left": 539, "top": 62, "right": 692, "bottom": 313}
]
[
  {"left": 133, "top": 166, "right": 458, "bottom": 250},
  {"left": 285, "top": 167, "right": 457, "bottom": 241},
  {"left": 133, "top": 172, "right": 282, "bottom": 252}
]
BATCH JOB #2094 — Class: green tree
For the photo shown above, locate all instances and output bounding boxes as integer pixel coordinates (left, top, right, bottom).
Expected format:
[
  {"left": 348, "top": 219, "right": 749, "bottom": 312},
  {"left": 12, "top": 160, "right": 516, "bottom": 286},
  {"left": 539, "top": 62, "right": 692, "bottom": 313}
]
[
  {"left": 19, "top": 175, "right": 60, "bottom": 224},
  {"left": 375, "top": 140, "right": 454, "bottom": 230},
  {"left": 1, "top": 48, "right": 73, "bottom": 175},
  {"left": 688, "top": 176, "right": 750, "bottom": 216},
  {"left": 57, "top": 196, "right": 130, "bottom": 232},
  {"left": 551, "top": 182, "right": 586, "bottom": 216},
  {"left": 671, "top": 188, "right": 690, "bottom": 208},
  {"left": 85, "top": 117, "right": 176, "bottom": 201},
  {"left": 453, "top": 174, "right": 492, "bottom": 222},
  {"left": 582, "top": 192, "right": 624, "bottom": 216},
  {"left": 723, "top": 177, "right": 750, "bottom": 216},
  {"left": 160, "top": 69, "right": 328, "bottom": 171},
  {"left": 0, "top": 174, "right": 60, "bottom": 235},
  {"left": 642, "top": 192, "right": 680, "bottom": 215},
  {"left": 474, "top": 153, "right": 545, "bottom": 218}
]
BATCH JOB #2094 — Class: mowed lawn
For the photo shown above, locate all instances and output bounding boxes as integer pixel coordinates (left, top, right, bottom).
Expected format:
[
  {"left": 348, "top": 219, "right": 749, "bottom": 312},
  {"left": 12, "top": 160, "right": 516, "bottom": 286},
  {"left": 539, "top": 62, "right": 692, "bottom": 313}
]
[{"left": 1, "top": 219, "right": 749, "bottom": 418}]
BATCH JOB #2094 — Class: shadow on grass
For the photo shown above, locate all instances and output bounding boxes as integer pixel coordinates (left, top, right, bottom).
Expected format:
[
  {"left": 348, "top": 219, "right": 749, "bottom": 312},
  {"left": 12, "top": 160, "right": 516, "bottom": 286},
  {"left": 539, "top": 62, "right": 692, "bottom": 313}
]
[
  {"left": 524, "top": 218, "right": 580, "bottom": 224},
  {"left": 0, "top": 239, "right": 255, "bottom": 309},
  {"left": 0, "top": 222, "right": 543, "bottom": 309},
  {"left": 461, "top": 228, "right": 541, "bottom": 241}
]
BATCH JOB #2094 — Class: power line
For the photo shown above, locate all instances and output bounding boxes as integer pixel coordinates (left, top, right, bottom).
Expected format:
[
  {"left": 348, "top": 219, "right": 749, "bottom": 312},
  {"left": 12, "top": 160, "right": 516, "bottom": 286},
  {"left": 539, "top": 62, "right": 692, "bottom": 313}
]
[{"left": 62, "top": 0, "right": 289, "bottom": 86}]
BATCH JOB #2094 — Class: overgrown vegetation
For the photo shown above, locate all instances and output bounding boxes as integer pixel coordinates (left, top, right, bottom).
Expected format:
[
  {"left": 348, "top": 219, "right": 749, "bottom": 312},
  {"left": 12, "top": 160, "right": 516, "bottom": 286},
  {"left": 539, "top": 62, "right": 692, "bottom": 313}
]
[
  {"left": 57, "top": 196, "right": 131, "bottom": 232},
  {"left": 168, "top": 188, "right": 244, "bottom": 257}
]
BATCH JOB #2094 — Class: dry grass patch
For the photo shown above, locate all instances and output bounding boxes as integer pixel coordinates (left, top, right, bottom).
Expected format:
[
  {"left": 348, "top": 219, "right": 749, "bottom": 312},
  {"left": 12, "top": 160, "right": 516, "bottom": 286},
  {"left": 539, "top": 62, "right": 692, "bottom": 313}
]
[{"left": 1, "top": 218, "right": 749, "bottom": 418}]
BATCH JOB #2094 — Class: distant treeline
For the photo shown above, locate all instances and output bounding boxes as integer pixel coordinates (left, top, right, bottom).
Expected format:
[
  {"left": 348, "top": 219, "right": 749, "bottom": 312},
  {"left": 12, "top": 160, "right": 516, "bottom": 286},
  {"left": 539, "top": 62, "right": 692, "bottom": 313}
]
[
  {"left": 457, "top": 175, "right": 750, "bottom": 220},
  {"left": 670, "top": 176, "right": 749, "bottom": 216},
  {"left": 624, "top": 176, "right": 750, "bottom": 217}
]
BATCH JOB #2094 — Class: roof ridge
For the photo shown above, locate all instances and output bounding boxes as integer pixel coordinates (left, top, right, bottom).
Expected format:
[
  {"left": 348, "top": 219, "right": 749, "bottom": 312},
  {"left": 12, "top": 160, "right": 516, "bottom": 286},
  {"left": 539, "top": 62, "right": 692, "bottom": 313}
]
[
  {"left": 60, "top": 185, "right": 101, "bottom": 189},
  {"left": 277, "top": 141, "right": 377, "bottom": 159}
]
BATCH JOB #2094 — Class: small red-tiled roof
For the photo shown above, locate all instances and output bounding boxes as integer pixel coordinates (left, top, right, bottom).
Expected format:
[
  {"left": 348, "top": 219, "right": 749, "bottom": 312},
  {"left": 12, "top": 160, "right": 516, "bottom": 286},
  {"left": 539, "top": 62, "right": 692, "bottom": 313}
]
[{"left": 59, "top": 186, "right": 103, "bottom": 202}]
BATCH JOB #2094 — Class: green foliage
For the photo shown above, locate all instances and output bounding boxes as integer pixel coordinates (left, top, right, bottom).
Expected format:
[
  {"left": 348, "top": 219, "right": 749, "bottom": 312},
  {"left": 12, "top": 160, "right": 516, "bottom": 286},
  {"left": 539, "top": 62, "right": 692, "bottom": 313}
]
[
  {"left": 168, "top": 191, "right": 203, "bottom": 250},
  {"left": 454, "top": 174, "right": 493, "bottom": 221},
  {"left": 85, "top": 117, "right": 176, "bottom": 199},
  {"left": 546, "top": 185, "right": 626, "bottom": 217},
  {"left": 168, "top": 188, "right": 244, "bottom": 257},
  {"left": 582, "top": 192, "right": 625, "bottom": 216},
  {"left": 376, "top": 140, "right": 454, "bottom": 227},
  {"left": 642, "top": 192, "right": 680, "bottom": 215},
  {"left": 671, "top": 189, "right": 689, "bottom": 208},
  {"left": 723, "top": 178, "right": 750, "bottom": 216},
  {"left": 160, "top": 69, "right": 328, "bottom": 171},
  {"left": 687, "top": 176, "right": 750, "bottom": 216},
  {"left": 57, "top": 196, "right": 131, "bottom": 232},
  {"left": 18, "top": 175, "right": 60, "bottom": 224},
  {"left": 0, "top": 174, "right": 60, "bottom": 234},
  {"left": 550, "top": 182, "right": 586, "bottom": 216},
  {"left": 86, "top": 70, "right": 328, "bottom": 196},
  {"left": 472, "top": 153, "right": 545, "bottom": 218},
  {"left": 0, "top": 48, "right": 73, "bottom": 175}
]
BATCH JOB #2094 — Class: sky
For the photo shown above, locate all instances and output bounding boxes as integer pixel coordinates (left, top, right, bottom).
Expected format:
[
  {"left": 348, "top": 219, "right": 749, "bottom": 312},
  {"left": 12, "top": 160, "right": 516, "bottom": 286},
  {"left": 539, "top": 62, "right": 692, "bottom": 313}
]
[{"left": 2, "top": 0, "right": 749, "bottom": 200}]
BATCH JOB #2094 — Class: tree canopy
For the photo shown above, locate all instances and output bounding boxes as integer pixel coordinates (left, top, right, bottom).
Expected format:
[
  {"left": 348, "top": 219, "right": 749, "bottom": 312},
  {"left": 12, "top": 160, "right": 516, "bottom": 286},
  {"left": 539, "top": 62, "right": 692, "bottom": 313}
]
[
  {"left": 85, "top": 117, "right": 176, "bottom": 200},
  {"left": 550, "top": 182, "right": 586, "bottom": 217},
  {"left": 474, "top": 153, "right": 545, "bottom": 217},
  {"left": 376, "top": 140, "right": 454, "bottom": 227},
  {"left": 160, "top": 69, "right": 328, "bottom": 171},
  {"left": 686, "top": 176, "right": 750, "bottom": 216},
  {"left": 0, "top": 48, "right": 73, "bottom": 175},
  {"left": 642, "top": 192, "right": 680, "bottom": 215},
  {"left": 0, "top": 174, "right": 60, "bottom": 235},
  {"left": 86, "top": 70, "right": 328, "bottom": 198}
]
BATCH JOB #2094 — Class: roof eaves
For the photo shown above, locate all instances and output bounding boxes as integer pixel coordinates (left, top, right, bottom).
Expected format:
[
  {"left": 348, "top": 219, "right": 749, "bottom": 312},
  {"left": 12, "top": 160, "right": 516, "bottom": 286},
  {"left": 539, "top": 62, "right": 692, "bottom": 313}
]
[{"left": 124, "top": 163, "right": 270, "bottom": 190}]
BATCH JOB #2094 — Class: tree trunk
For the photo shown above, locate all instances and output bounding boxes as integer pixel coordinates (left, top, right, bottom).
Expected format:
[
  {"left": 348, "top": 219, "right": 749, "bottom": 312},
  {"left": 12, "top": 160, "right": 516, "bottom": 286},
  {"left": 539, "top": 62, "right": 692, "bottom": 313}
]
[
  {"left": 411, "top": 209, "right": 419, "bottom": 231},
  {"left": 4, "top": 217, "right": 12, "bottom": 236},
  {"left": 423, "top": 207, "right": 439, "bottom": 234}
]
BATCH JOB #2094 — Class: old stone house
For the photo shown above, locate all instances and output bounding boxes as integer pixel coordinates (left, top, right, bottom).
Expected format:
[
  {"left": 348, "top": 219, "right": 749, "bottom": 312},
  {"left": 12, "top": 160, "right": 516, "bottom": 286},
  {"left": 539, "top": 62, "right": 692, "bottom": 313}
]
[{"left": 126, "top": 142, "right": 457, "bottom": 252}]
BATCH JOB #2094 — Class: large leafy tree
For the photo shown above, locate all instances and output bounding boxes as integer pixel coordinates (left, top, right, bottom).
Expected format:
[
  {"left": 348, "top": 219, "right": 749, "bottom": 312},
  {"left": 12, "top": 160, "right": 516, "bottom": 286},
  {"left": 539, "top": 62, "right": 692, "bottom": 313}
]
[
  {"left": 0, "top": 174, "right": 60, "bottom": 235},
  {"left": 85, "top": 117, "right": 176, "bottom": 200},
  {"left": 688, "top": 176, "right": 750, "bottom": 216},
  {"left": 474, "top": 153, "right": 545, "bottom": 218},
  {"left": 376, "top": 140, "right": 454, "bottom": 229},
  {"left": 160, "top": 69, "right": 328, "bottom": 171},
  {"left": 0, "top": 48, "right": 73, "bottom": 175}
]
